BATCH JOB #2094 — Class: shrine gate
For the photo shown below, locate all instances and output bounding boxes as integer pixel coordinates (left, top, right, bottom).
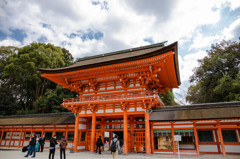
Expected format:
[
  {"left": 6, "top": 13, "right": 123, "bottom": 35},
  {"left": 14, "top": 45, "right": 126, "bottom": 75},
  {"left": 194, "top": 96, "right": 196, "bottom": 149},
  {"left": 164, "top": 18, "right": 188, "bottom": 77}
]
[{"left": 38, "top": 41, "right": 180, "bottom": 154}]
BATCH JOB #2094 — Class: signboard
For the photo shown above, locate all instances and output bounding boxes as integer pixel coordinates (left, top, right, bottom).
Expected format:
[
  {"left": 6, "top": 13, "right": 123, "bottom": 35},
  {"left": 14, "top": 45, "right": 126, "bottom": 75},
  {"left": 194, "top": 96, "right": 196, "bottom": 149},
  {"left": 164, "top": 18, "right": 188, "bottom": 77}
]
[{"left": 174, "top": 135, "right": 182, "bottom": 141}]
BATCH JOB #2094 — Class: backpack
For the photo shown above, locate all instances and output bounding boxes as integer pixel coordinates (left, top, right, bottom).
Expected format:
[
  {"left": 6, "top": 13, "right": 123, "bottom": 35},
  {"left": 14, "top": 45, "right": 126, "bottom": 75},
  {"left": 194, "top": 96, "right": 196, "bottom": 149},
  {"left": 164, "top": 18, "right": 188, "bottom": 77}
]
[
  {"left": 110, "top": 140, "right": 117, "bottom": 152},
  {"left": 60, "top": 140, "right": 68, "bottom": 148}
]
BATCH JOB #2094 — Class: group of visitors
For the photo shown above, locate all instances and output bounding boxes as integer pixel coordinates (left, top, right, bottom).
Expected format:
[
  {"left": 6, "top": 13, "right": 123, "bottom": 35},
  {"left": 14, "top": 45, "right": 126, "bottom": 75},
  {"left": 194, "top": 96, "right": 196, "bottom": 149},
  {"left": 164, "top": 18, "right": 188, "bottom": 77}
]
[
  {"left": 24, "top": 134, "right": 67, "bottom": 159},
  {"left": 96, "top": 135, "right": 121, "bottom": 159},
  {"left": 24, "top": 133, "right": 121, "bottom": 159}
]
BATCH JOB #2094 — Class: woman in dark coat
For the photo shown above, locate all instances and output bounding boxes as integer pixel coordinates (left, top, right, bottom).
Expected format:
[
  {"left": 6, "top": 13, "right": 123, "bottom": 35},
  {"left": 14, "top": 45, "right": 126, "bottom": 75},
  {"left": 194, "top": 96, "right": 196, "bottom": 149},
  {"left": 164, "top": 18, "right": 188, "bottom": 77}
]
[{"left": 96, "top": 136, "right": 103, "bottom": 154}]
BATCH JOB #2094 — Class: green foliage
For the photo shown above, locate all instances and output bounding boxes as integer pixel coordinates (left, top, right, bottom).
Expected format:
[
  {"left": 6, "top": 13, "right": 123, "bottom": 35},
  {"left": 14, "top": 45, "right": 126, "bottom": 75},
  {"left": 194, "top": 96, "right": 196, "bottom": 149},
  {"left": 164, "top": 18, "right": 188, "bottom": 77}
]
[
  {"left": 186, "top": 40, "right": 240, "bottom": 104},
  {"left": 0, "top": 87, "right": 19, "bottom": 115},
  {"left": 1, "top": 43, "right": 74, "bottom": 114},
  {"left": 35, "top": 85, "right": 77, "bottom": 113},
  {"left": 159, "top": 90, "right": 178, "bottom": 106}
]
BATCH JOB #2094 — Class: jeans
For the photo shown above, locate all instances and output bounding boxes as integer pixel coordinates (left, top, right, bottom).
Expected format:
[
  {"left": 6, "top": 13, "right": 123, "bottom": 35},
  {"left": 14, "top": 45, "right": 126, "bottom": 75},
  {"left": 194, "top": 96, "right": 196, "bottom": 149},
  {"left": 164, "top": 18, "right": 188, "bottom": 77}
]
[
  {"left": 49, "top": 149, "right": 55, "bottom": 159},
  {"left": 40, "top": 143, "right": 44, "bottom": 152},
  {"left": 26, "top": 145, "right": 36, "bottom": 157},
  {"left": 60, "top": 148, "right": 66, "bottom": 159},
  {"left": 96, "top": 146, "right": 101, "bottom": 154}
]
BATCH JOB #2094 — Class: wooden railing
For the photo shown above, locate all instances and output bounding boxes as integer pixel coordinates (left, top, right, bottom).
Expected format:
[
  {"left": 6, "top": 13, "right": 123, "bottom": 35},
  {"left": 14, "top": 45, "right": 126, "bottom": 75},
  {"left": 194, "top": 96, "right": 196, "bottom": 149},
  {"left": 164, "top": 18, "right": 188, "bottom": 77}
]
[{"left": 63, "top": 91, "right": 161, "bottom": 105}]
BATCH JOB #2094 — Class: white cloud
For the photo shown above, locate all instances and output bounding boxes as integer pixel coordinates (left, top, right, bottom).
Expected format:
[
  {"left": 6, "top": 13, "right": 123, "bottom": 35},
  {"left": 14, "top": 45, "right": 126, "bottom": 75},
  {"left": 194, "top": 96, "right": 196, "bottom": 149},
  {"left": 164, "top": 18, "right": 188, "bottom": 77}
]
[
  {"left": 189, "top": 33, "right": 223, "bottom": 50},
  {"left": 179, "top": 51, "right": 207, "bottom": 82},
  {"left": 1, "top": 0, "right": 233, "bottom": 58},
  {"left": 0, "top": 38, "right": 22, "bottom": 47},
  {"left": 223, "top": 17, "right": 240, "bottom": 40}
]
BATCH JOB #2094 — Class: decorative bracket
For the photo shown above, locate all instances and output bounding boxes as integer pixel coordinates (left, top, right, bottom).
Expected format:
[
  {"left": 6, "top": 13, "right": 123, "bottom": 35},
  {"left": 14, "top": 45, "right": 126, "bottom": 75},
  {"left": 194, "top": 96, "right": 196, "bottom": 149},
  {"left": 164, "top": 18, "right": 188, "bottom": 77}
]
[
  {"left": 118, "top": 74, "right": 130, "bottom": 88},
  {"left": 88, "top": 79, "right": 99, "bottom": 91},
  {"left": 88, "top": 104, "right": 97, "bottom": 113},
  {"left": 120, "top": 101, "right": 129, "bottom": 111}
]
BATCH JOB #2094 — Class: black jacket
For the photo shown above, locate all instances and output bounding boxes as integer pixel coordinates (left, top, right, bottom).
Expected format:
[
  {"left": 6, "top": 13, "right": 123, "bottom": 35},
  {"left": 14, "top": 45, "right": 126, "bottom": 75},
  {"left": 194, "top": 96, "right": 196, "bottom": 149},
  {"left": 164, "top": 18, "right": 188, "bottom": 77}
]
[
  {"left": 29, "top": 137, "right": 36, "bottom": 146},
  {"left": 50, "top": 138, "right": 58, "bottom": 148},
  {"left": 96, "top": 138, "right": 103, "bottom": 147}
]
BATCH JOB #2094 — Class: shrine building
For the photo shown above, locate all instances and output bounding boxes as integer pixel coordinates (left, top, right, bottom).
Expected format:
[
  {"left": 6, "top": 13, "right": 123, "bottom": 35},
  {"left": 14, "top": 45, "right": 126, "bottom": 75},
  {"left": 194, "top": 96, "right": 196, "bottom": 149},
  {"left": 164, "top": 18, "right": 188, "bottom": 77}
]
[{"left": 0, "top": 42, "right": 240, "bottom": 156}]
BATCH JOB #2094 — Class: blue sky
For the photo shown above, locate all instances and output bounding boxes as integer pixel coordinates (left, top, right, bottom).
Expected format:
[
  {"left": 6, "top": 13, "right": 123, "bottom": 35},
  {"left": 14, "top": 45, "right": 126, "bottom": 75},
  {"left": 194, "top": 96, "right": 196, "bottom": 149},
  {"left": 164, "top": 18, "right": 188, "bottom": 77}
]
[{"left": 0, "top": 0, "right": 240, "bottom": 104}]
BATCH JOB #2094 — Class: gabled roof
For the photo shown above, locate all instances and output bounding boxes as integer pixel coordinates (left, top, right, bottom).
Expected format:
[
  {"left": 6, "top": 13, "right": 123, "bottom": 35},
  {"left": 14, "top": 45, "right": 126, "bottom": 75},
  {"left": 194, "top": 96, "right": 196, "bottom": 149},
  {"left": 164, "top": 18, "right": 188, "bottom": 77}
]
[
  {"left": 0, "top": 113, "right": 75, "bottom": 126},
  {"left": 150, "top": 101, "right": 240, "bottom": 121},
  {"left": 37, "top": 41, "right": 180, "bottom": 85}
]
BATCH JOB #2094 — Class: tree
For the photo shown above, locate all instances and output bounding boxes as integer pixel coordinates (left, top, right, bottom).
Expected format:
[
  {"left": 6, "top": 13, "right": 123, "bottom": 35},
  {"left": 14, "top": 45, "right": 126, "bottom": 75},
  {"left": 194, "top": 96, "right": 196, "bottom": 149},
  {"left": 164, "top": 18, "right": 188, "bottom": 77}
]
[
  {"left": 186, "top": 40, "right": 240, "bottom": 104},
  {"left": 159, "top": 90, "right": 179, "bottom": 106},
  {"left": 3, "top": 43, "right": 74, "bottom": 113},
  {"left": 35, "top": 85, "right": 77, "bottom": 113}
]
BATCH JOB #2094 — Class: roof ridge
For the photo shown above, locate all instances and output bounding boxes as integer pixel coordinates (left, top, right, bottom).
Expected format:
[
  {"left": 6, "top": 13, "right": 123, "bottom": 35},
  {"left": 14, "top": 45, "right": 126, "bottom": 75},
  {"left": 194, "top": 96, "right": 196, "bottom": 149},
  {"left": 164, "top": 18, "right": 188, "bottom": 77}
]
[{"left": 76, "top": 41, "right": 167, "bottom": 62}]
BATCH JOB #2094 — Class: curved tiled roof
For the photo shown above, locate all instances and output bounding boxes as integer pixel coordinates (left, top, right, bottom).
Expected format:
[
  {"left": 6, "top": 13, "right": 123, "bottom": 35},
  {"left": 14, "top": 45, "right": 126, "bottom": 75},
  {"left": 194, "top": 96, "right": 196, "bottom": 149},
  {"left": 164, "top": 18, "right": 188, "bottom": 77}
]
[{"left": 0, "top": 113, "right": 75, "bottom": 126}]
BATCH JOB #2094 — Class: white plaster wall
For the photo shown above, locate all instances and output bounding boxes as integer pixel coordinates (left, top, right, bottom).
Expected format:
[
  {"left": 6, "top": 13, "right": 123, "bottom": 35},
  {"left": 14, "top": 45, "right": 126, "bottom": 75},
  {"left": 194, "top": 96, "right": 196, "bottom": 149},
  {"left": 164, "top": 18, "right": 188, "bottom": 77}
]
[
  {"left": 153, "top": 126, "right": 171, "bottom": 129},
  {"left": 23, "top": 141, "right": 29, "bottom": 146},
  {"left": 79, "top": 124, "right": 86, "bottom": 130},
  {"left": 128, "top": 108, "right": 135, "bottom": 112},
  {"left": 79, "top": 118, "right": 87, "bottom": 122},
  {"left": 106, "top": 109, "right": 113, "bottom": 113},
  {"left": 115, "top": 109, "right": 123, "bottom": 112},
  {"left": 14, "top": 141, "right": 19, "bottom": 146},
  {"left": 199, "top": 145, "right": 218, "bottom": 152},
  {"left": 225, "top": 145, "right": 240, "bottom": 153},
  {"left": 97, "top": 110, "right": 104, "bottom": 113},
  {"left": 137, "top": 107, "right": 144, "bottom": 111},
  {"left": 179, "top": 144, "right": 195, "bottom": 149},
  {"left": 174, "top": 125, "right": 193, "bottom": 128},
  {"left": 77, "top": 146, "right": 86, "bottom": 149}
]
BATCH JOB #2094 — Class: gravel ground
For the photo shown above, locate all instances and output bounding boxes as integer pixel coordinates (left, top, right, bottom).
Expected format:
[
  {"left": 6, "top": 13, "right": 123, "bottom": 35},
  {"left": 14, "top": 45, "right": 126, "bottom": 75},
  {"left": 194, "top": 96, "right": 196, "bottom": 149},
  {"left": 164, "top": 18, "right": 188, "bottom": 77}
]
[{"left": 0, "top": 149, "right": 239, "bottom": 159}]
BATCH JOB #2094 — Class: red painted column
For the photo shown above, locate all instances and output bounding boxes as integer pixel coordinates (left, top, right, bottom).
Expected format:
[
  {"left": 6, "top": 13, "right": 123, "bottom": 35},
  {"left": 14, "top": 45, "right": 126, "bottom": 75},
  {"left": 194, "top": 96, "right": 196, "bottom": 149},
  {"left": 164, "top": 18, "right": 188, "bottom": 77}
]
[
  {"left": 217, "top": 122, "right": 226, "bottom": 156},
  {"left": 18, "top": 127, "right": 23, "bottom": 148},
  {"left": 193, "top": 122, "right": 200, "bottom": 155},
  {"left": 8, "top": 127, "right": 13, "bottom": 147},
  {"left": 145, "top": 110, "right": 151, "bottom": 154},
  {"left": 90, "top": 112, "right": 96, "bottom": 152},
  {"left": 150, "top": 123, "right": 154, "bottom": 154},
  {"left": 0, "top": 127, "right": 4, "bottom": 146},
  {"left": 171, "top": 122, "right": 176, "bottom": 155},
  {"left": 123, "top": 110, "right": 128, "bottom": 154},
  {"left": 74, "top": 114, "right": 79, "bottom": 152}
]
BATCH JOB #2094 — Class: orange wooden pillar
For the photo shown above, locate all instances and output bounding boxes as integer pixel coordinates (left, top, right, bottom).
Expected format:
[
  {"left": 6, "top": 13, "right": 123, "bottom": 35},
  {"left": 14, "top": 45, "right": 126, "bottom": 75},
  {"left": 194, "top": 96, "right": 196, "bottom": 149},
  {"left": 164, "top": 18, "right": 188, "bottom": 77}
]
[
  {"left": 8, "top": 127, "right": 13, "bottom": 147},
  {"left": 145, "top": 110, "right": 151, "bottom": 154},
  {"left": 214, "top": 129, "right": 221, "bottom": 153},
  {"left": 18, "top": 126, "right": 23, "bottom": 148},
  {"left": 90, "top": 112, "right": 96, "bottom": 152},
  {"left": 171, "top": 122, "right": 176, "bottom": 155},
  {"left": 74, "top": 114, "right": 79, "bottom": 152},
  {"left": 123, "top": 110, "right": 128, "bottom": 154},
  {"left": 0, "top": 127, "right": 4, "bottom": 146},
  {"left": 150, "top": 123, "right": 154, "bottom": 154},
  {"left": 217, "top": 122, "right": 226, "bottom": 156},
  {"left": 130, "top": 116, "right": 134, "bottom": 152},
  {"left": 193, "top": 122, "right": 200, "bottom": 155}
]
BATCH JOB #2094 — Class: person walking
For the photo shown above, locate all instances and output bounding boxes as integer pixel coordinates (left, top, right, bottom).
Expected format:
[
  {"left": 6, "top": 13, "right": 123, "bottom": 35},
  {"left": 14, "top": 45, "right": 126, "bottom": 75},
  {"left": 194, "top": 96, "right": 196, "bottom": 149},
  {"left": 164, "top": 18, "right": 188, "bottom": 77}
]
[
  {"left": 96, "top": 136, "right": 103, "bottom": 154},
  {"left": 24, "top": 134, "right": 37, "bottom": 158},
  {"left": 110, "top": 135, "right": 120, "bottom": 159},
  {"left": 39, "top": 135, "right": 45, "bottom": 152},
  {"left": 49, "top": 135, "right": 58, "bottom": 159},
  {"left": 59, "top": 136, "right": 68, "bottom": 159}
]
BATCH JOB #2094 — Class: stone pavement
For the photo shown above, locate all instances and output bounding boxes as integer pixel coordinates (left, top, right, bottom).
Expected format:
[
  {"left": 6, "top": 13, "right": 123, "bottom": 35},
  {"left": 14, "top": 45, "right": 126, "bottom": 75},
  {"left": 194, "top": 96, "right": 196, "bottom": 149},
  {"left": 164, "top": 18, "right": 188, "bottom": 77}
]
[{"left": 0, "top": 149, "right": 239, "bottom": 159}]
